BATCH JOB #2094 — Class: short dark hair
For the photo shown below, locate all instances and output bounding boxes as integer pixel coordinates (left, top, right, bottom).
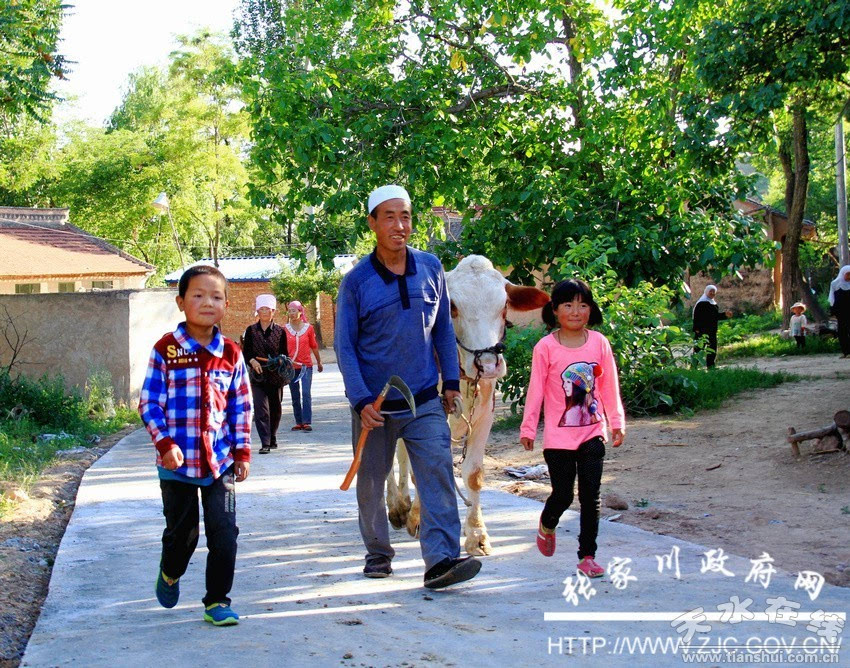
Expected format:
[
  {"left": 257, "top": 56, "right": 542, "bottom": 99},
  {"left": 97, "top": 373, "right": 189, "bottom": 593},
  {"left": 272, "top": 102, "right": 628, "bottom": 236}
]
[
  {"left": 178, "top": 265, "right": 227, "bottom": 297},
  {"left": 542, "top": 278, "right": 603, "bottom": 328}
]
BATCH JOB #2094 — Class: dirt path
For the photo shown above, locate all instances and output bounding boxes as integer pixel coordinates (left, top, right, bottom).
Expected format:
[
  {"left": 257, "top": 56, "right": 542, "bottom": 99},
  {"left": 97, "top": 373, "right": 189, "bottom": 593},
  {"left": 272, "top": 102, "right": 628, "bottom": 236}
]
[
  {"left": 0, "top": 425, "right": 136, "bottom": 666},
  {"left": 484, "top": 353, "right": 850, "bottom": 587}
]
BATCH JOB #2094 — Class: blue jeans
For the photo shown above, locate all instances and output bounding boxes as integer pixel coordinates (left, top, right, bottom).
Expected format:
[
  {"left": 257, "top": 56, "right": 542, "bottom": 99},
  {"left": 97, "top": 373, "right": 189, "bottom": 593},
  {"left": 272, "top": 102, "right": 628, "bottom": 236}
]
[
  {"left": 351, "top": 396, "right": 461, "bottom": 570},
  {"left": 288, "top": 366, "right": 313, "bottom": 425}
]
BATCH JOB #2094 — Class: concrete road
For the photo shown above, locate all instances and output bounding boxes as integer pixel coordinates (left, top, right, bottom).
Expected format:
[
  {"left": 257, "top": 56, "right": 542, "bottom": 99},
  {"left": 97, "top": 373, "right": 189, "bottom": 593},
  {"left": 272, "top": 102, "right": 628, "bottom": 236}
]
[{"left": 23, "top": 365, "right": 849, "bottom": 667}]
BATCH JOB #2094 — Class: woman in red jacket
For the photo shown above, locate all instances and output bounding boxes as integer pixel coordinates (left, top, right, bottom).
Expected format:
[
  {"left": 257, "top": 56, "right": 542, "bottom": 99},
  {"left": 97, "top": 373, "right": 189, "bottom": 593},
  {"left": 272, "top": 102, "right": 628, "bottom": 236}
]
[{"left": 284, "top": 300, "right": 323, "bottom": 431}]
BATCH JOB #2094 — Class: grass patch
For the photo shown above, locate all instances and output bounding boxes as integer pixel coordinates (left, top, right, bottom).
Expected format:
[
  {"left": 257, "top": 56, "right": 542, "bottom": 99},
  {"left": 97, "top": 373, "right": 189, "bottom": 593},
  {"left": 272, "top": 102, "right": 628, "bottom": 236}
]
[
  {"left": 717, "top": 311, "right": 782, "bottom": 346},
  {"left": 720, "top": 334, "right": 840, "bottom": 359},
  {"left": 492, "top": 412, "right": 523, "bottom": 433},
  {"left": 0, "top": 371, "right": 136, "bottom": 499},
  {"left": 627, "top": 366, "right": 798, "bottom": 417}
]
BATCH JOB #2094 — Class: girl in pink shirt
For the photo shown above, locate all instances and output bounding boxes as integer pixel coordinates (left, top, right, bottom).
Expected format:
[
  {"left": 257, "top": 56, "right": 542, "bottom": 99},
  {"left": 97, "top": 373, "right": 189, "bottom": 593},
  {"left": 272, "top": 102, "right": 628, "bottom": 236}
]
[{"left": 520, "top": 279, "right": 625, "bottom": 577}]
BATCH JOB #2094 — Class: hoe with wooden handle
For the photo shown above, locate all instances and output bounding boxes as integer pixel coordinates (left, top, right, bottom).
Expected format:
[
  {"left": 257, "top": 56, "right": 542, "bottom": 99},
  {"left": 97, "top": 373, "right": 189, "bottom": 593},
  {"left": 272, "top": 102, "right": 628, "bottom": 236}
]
[{"left": 340, "top": 375, "right": 415, "bottom": 491}]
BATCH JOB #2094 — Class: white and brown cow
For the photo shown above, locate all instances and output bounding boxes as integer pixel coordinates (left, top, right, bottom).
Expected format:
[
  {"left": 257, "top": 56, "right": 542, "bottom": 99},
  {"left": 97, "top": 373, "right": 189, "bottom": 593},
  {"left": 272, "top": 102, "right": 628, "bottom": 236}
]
[{"left": 386, "top": 255, "right": 549, "bottom": 555}]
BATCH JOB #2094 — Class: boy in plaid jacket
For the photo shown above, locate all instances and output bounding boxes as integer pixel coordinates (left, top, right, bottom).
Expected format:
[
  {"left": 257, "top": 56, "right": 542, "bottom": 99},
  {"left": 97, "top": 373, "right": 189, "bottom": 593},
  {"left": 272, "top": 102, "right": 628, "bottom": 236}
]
[{"left": 139, "top": 265, "right": 252, "bottom": 626}]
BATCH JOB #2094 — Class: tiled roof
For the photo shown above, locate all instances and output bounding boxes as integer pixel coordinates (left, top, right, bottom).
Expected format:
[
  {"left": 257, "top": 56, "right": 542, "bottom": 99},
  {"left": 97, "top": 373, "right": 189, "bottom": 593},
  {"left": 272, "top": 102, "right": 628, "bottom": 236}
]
[
  {"left": 0, "top": 207, "right": 154, "bottom": 280},
  {"left": 735, "top": 198, "right": 815, "bottom": 228},
  {"left": 164, "top": 257, "right": 291, "bottom": 283},
  {"left": 164, "top": 254, "right": 360, "bottom": 283}
]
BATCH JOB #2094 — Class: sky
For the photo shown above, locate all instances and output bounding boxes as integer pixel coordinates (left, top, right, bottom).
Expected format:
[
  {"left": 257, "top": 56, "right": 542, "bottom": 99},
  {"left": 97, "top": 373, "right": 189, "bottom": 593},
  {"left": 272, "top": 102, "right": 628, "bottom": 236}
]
[{"left": 53, "top": 0, "right": 241, "bottom": 127}]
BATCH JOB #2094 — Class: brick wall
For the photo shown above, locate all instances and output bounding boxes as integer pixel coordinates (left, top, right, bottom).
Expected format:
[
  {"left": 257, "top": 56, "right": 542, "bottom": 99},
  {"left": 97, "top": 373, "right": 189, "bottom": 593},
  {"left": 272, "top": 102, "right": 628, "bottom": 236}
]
[
  {"left": 316, "top": 292, "right": 335, "bottom": 348},
  {"left": 222, "top": 280, "right": 327, "bottom": 347},
  {"left": 223, "top": 282, "right": 266, "bottom": 342}
]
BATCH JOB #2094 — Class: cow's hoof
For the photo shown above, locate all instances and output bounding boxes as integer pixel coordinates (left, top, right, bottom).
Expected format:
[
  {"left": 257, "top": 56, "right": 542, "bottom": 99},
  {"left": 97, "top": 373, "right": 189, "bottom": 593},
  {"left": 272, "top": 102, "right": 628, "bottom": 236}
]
[
  {"left": 406, "top": 517, "right": 420, "bottom": 539},
  {"left": 464, "top": 531, "right": 492, "bottom": 556},
  {"left": 388, "top": 504, "right": 410, "bottom": 530}
]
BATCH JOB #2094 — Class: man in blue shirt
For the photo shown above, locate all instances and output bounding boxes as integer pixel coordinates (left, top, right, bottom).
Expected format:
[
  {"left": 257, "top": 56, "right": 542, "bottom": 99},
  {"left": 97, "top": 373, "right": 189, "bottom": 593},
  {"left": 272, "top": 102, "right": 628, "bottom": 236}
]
[{"left": 335, "top": 184, "right": 481, "bottom": 589}]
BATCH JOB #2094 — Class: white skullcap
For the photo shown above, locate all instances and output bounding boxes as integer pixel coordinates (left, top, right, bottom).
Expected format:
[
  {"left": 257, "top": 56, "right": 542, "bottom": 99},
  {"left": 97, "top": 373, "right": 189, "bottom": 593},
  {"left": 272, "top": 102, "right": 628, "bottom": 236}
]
[
  {"left": 255, "top": 294, "right": 276, "bottom": 311},
  {"left": 367, "top": 184, "right": 411, "bottom": 215}
]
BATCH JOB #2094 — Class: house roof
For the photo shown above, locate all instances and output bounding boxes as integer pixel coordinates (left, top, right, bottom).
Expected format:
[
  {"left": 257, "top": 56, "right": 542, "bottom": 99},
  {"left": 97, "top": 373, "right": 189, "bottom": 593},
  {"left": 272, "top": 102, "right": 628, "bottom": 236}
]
[
  {"left": 164, "top": 257, "right": 289, "bottom": 283},
  {"left": 164, "top": 254, "right": 360, "bottom": 283},
  {"left": 0, "top": 206, "right": 154, "bottom": 280},
  {"left": 735, "top": 198, "right": 816, "bottom": 229}
]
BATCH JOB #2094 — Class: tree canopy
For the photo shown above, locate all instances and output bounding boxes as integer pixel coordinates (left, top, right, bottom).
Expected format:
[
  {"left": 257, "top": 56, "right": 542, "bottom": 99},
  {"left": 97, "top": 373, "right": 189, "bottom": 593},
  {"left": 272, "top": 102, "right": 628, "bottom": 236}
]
[
  {"left": 0, "top": 0, "right": 68, "bottom": 122},
  {"left": 234, "top": 0, "right": 768, "bottom": 286},
  {"left": 694, "top": 0, "right": 850, "bottom": 321}
]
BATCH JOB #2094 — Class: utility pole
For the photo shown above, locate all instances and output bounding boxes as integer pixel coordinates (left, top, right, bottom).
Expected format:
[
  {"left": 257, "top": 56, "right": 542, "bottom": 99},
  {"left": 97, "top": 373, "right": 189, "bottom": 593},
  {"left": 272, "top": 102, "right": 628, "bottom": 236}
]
[{"left": 837, "top": 119, "right": 849, "bottom": 266}]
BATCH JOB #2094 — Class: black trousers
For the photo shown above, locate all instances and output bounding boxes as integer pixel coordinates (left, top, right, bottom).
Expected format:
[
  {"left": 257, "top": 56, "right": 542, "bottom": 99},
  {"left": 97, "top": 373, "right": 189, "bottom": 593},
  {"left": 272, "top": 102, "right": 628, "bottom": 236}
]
[
  {"left": 694, "top": 330, "right": 718, "bottom": 367},
  {"left": 251, "top": 381, "right": 283, "bottom": 447},
  {"left": 794, "top": 335, "right": 805, "bottom": 349},
  {"left": 541, "top": 438, "right": 605, "bottom": 560},
  {"left": 160, "top": 466, "right": 238, "bottom": 606},
  {"left": 838, "top": 317, "right": 850, "bottom": 355}
]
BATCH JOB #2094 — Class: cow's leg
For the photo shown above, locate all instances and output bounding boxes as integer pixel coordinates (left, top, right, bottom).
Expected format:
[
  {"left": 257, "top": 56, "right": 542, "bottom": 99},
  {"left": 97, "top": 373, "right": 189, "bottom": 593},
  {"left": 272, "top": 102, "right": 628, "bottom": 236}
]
[
  {"left": 460, "top": 380, "right": 495, "bottom": 556},
  {"left": 387, "top": 440, "right": 412, "bottom": 529},
  {"left": 405, "top": 458, "right": 421, "bottom": 539}
]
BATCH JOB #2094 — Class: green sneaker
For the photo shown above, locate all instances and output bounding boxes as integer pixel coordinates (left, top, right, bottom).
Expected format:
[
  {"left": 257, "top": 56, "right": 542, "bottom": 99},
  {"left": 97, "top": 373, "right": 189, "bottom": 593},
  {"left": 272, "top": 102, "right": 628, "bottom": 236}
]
[
  {"left": 204, "top": 602, "right": 239, "bottom": 626},
  {"left": 155, "top": 566, "right": 179, "bottom": 608}
]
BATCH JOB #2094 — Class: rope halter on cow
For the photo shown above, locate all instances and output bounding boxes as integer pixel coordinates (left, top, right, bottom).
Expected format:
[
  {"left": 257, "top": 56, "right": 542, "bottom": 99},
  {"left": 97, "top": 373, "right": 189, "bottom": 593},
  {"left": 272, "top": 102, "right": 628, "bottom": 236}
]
[
  {"left": 455, "top": 338, "right": 506, "bottom": 377},
  {"left": 452, "top": 329, "right": 507, "bottom": 455}
]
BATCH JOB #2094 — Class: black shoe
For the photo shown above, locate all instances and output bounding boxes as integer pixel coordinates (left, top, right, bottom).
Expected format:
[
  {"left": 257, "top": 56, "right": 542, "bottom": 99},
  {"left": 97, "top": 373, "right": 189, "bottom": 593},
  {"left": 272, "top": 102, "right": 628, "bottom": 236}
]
[
  {"left": 424, "top": 556, "right": 481, "bottom": 589},
  {"left": 269, "top": 443, "right": 278, "bottom": 449},
  {"left": 363, "top": 561, "right": 393, "bottom": 578},
  {"left": 259, "top": 446, "right": 271, "bottom": 454}
]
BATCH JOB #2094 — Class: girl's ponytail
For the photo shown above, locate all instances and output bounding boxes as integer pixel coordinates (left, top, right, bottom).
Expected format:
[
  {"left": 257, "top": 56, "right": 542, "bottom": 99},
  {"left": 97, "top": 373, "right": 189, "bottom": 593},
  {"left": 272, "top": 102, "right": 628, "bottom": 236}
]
[{"left": 542, "top": 300, "right": 557, "bottom": 329}]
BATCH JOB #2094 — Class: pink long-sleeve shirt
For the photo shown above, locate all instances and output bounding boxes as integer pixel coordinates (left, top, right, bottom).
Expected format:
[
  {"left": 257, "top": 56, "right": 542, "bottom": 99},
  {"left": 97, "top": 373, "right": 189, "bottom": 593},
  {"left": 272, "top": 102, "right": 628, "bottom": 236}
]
[{"left": 520, "top": 329, "right": 625, "bottom": 450}]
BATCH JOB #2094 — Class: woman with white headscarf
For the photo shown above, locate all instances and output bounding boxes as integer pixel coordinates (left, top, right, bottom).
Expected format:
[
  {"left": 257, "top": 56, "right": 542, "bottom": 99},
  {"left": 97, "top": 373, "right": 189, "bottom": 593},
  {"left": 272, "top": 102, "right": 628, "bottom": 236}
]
[
  {"left": 829, "top": 265, "right": 850, "bottom": 358},
  {"left": 693, "top": 285, "right": 733, "bottom": 368},
  {"left": 243, "top": 294, "right": 288, "bottom": 454}
]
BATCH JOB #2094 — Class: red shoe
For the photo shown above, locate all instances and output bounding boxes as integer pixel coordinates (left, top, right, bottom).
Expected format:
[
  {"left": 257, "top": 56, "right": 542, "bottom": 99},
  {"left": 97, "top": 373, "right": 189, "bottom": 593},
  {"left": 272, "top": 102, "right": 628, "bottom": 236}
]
[
  {"left": 577, "top": 556, "right": 604, "bottom": 578},
  {"left": 302, "top": 424, "right": 312, "bottom": 432},
  {"left": 291, "top": 424, "right": 304, "bottom": 431},
  {"left": 537, "top": 522, "right": 556, "bottom": 557}
]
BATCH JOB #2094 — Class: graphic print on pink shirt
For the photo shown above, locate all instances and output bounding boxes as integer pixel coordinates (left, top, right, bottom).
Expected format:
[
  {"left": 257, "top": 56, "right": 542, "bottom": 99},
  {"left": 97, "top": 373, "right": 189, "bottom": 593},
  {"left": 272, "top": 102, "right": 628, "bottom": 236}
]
[{"left": 558, "top": 361, "right": 603, "bottom": 427}]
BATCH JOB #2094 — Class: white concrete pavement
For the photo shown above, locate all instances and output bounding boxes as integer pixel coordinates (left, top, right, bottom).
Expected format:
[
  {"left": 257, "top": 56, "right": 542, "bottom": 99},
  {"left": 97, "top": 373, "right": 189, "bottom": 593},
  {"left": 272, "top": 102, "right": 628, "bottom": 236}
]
[{"left": 23, "top": 365, "right": 850, "bottom": 667}]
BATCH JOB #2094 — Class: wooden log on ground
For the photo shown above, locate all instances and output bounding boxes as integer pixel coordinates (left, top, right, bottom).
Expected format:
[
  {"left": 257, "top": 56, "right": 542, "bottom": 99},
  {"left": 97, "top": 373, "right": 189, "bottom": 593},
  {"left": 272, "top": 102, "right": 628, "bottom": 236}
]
[
  {"left": 787, "top": 427, "right": 800, "bottom": 457},
  {"left": 815, "top": 433, "right": 843, "bottom": 453},
  {"left": 787, "top": 423, "right": 838, "bottom": 444},
  {"left": 833, "top": 410, "right": 850, "bottom": 430},
  {"left": 786, "top": 411, "right": 850, "bottom": 456}
]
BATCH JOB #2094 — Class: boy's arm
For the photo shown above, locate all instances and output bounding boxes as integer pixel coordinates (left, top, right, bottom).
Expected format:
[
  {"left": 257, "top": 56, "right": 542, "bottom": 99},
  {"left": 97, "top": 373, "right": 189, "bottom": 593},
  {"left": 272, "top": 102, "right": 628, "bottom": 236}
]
[
  {"left": 138, "top": 348, "right": 179, "bottom": 457},
  {"left": 227, "top": 351, "right": 253, "bottom": 462}
]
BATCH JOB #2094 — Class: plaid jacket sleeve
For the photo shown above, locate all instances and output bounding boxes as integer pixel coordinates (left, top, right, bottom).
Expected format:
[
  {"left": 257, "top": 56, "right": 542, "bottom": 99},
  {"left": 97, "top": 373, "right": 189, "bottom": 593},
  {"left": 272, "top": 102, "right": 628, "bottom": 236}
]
[
  {"left": 138, "top": 347, "right": 178, "bottom": 456},
  {"left": 227, "top": 351, "right": 253, "bottom": 462}
]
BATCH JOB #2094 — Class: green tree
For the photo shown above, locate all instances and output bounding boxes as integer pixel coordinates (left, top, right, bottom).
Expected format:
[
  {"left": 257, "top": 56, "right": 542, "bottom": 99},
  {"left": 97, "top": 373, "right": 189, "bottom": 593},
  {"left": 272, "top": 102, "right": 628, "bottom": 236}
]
[
  {"left": 0, "top": 0, "right": 68, "bottom": 122},
  {"left": 270, "top": 260, "right": 342, "bottom": 307},
  {"left": 694, "top": 0, "right": 850, "bottom": 323},
  {"left": 46, "top": 122, "right": 179, "bottom": 271},
  {"left": 0, "top": 113, "right": 57, "bottom": 205},
  {"left": 46, "top": 32, "right": 278, "bottom": 279},
  {"left": 235, "top": 0, "right": 767, "bottom": 286},
  {"left": 0, "top": 0, "right": 67, "bottom": 205}
]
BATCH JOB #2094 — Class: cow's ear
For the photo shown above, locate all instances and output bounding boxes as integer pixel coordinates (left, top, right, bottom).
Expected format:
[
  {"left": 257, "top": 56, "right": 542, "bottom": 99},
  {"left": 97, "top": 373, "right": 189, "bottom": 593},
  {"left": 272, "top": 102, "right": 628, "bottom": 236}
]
[
  {"left": 450, "top": 300, "right": 458, "bottom": 318},
  {"left": 505, "top": 284, "right": 550, "bottom": 312}
]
